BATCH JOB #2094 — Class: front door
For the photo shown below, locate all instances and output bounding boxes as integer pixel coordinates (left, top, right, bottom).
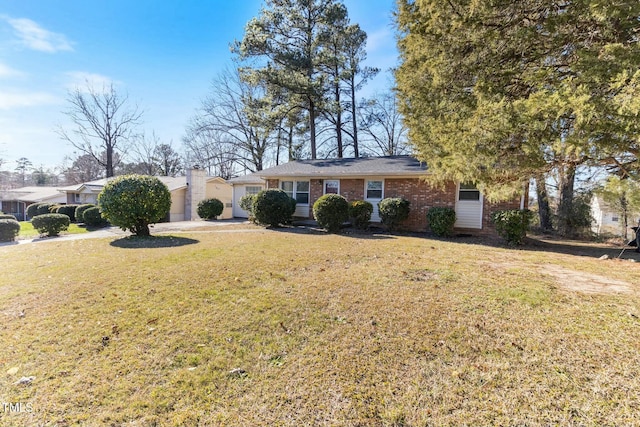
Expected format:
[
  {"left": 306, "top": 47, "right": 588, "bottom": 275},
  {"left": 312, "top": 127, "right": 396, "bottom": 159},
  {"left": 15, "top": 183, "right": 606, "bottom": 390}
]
[{"left": 365, "top": 180, "right": 384, "bottom": 222}]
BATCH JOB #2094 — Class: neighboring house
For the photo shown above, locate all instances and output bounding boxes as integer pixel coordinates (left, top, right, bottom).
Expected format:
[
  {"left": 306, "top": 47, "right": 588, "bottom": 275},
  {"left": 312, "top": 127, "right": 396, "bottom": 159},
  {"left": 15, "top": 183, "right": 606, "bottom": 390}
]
[
  {"left": 591, "top": 195, "right": 640, "bottom": 237},
  {"left": 0, "top": 186, "right": 67, "bottom": 221},
  {"left": 228, "top": 173, "right": 265, "bottom": 218},
  {"left": 58, "top": 169, "right": 233, "bottom": 222},
  {"left": 255, "top": 155, "right": 525, "bottom": 234}
]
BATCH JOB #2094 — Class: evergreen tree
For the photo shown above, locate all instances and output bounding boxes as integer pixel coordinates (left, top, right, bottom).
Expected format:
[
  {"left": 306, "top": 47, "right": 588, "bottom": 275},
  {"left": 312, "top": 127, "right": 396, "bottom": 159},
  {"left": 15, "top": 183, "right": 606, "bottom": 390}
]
[{"left": 396, "top": 1, "right": 640, "bottom": 235}]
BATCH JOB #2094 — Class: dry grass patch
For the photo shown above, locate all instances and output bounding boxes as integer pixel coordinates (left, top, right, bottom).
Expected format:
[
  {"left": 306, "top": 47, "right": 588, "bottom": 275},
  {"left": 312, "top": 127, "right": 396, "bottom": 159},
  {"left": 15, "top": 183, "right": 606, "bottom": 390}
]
[{"left": 1, "top": 230, "right": 640, "bottom": 426}]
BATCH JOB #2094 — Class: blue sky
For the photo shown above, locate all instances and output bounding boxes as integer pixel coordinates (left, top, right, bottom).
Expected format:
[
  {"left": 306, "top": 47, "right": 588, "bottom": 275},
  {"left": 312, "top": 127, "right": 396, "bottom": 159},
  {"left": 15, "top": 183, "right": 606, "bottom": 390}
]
[{"left": 0, "top": 0, "right": 399, "bottom": 171}]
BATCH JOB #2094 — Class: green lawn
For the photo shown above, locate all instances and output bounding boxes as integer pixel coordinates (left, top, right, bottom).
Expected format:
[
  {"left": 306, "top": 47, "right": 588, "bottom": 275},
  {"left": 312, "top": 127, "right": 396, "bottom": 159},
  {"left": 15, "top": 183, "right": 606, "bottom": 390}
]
[
  {"left": 1, "top": 228, "right": 639, "bottom": 426},
  {"left": 17, "top": 221, "right": 91, "bottom": 239}
]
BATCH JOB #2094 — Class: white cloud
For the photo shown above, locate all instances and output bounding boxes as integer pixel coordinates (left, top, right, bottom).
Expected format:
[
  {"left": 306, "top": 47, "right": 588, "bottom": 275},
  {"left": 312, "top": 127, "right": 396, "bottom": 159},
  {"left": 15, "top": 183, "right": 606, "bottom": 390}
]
[
  {"left": 366, "top": 27, "right": 394, "bottom": 54},
  {"left": 5, "top": 17, "right": 74, "bottom": 53},
  {"left": 0, "top": 91, "right": 59, "bottom": 109},
  {"left": 65, "top": 71, "right": 120, "bottom": 91},
  {"left": 0, "top": 62, "right": 24, "bottom": 79}
]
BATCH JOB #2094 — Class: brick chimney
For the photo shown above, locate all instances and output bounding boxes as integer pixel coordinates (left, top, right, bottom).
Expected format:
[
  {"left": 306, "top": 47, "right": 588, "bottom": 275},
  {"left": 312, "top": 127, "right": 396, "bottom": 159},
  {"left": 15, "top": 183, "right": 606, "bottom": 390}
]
[{"left": 185, "top": 166, "right": 206, "bottom": 220}]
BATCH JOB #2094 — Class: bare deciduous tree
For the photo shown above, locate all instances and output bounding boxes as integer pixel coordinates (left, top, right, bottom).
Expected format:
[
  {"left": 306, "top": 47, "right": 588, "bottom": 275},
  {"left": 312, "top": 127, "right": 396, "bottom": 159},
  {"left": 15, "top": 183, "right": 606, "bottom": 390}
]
[{"left": 58, "top": 82, "right": 143, "bottom": 177}]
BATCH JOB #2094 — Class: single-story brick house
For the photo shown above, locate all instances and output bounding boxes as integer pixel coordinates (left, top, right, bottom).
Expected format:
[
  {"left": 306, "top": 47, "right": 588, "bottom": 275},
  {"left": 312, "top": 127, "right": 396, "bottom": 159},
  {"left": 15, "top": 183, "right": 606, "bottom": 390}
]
[
  {"left": 254, "top": 155, "right": 526, "bottom": 234},
  {"left": 0, "top": 186, "right": 67, "bottom": 221},
  {"left": 58, "top": 169, "right": 233, "bottom": 222}
]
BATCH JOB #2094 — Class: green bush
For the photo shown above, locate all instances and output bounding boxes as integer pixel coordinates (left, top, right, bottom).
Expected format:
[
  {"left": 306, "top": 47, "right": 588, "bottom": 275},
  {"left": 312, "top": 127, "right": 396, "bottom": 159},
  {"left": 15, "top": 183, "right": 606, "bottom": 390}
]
[
  {"left": 26, "top": 202, "right": 56, "bottom": 218},
  {"left": 253, "top": 189, "right": 296, "bottom": 227},
  {"left": 98, "top": 175, "right": 171, "bottom": 236},
  {"left": 348, "top": 200, "right": 373, "bottom": 229},
  {"left": 427, "top": 207, "right": 456, "bottom": 237},
  {"left": 313, "top": 194, "right": 349, "bottom": 232},
  {"left": 75, "top": 204, "right": 96, "bottom": 223},
  {"left": 0, "top": 214, "right": 17, "bottom": 221},
  {"left": 239, "top": 194, "right": 256, "bottom": 215},
  {"left": 83, "top": 206, "right": 109, "bottom": 227},
  {"left": 197, "top": 198, "right": 224, "bottom": 220},
  {"left": 491, "top": 209, "right": 533, "bottom": 245},
  {"left": 0, "top": 219, "right": 20, "bottom": 242},
  {"left": 378, "top": 197, "right": 410, "bottom": 230},
  {"left": 31, "top": 213, "right": 70, "bottom": 237},
  {"left": 55, "top": 204, "right": 79, "bottom": 222}
]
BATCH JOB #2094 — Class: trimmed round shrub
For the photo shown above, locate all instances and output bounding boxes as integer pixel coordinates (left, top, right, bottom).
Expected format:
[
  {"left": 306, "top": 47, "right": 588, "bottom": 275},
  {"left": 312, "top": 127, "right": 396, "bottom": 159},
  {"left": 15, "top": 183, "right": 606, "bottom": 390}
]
[
  {"left": 0, "top": 219, "right": 20, "bottom": 242},
  {"left": 26, "top": 202, "right": 52, "bottom": 219},
  {"left": 38, "top": 203, "right": 58, "bottom": 215},
  {"left": 55, "top": 204, "right": 79, "bottom": 222},
  {"left": 378, "top": 197, "right": 410, "bottom": 230},
  {"left": 83, "top": 206, "right": 108, "bottom": 227},
  {"left": 98, "top": 174, "right": 171, "bottom": 236},
  {"left": 313, "top": 194, "right": 349, "bottom": 232},
  {"left": 491, "top": 209, "right": 533, "bottom": 245},
  {"left": 75, "top": 204, "right": 96, "bottom": 223},
  {"left": 0, "top": 214, "right": 17, "bottom": 221},
  {"left": 31, "top": 213, "right": 70, "bottom": 237},
  {"left": 253, "top": 189, "right": 296, "bottom": 227},
  {"left": 348, "top": 200, "right": 373, "bottom": 229},
  {"left": 197, "top": 198, "right": 224, "bottom": 220},
  {"left": 427, "top": 207, "right": 456, "bottom": 237}
]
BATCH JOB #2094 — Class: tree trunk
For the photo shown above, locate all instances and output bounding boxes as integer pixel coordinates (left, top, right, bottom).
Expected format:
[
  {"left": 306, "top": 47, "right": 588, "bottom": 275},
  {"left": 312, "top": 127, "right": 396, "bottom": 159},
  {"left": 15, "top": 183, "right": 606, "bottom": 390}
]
[
  {"left": 350, "top": 76, "right": 359, "bottom": 158},
  {"left": 556, "top": 164, "right": 576, "bottom": 237},
  {"left": 309, "top": 98, "right": 317, "bottom": 160},
  {"left": 334, "top": 78, "right": 343, "bottom": 158},
  {"left": 535, "top": 174, "right": 553, "bottom": 232}
]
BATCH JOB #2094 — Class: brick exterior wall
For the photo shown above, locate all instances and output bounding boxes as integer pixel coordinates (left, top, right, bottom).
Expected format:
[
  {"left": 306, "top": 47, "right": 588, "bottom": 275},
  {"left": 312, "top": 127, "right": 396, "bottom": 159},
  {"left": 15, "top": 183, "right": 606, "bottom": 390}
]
[
  {"left": 384, "top": 178, "right": 456, "bottom": 232},
  {"left": 263, "top": 177, "right": 523, "bottom": 234}
]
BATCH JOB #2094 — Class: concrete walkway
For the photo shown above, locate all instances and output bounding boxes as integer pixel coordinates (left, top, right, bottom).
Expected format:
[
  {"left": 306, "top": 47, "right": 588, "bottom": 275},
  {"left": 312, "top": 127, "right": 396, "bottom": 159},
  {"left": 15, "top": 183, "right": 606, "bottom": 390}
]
[{"left": 1, "top": 219, "right": 252, "bottom": 247}]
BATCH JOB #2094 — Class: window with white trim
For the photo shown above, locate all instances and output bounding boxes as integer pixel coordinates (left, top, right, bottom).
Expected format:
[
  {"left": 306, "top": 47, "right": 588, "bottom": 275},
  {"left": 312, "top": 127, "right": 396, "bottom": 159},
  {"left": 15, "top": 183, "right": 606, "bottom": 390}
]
[
  {"left": 324, "top": 180, "right": 339, "bottom": 194},
  {"left": 458, "top": 183, "right": 480, "bottom": 201},
  {"left": 366, "top": 180, "right": 383, "bottom": 199},
  {"left": 245, "top": 186, "right": 262, "bottom": 195},
  {"left": 281, "top": 181, "right": 310, "bottom": 204}
]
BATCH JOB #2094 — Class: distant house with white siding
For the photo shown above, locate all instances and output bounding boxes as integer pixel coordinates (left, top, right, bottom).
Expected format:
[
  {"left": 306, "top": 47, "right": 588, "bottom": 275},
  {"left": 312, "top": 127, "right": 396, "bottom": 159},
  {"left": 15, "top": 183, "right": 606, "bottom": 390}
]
[{"left": 591, "top": 195, "right": 640, "bottom": 237}]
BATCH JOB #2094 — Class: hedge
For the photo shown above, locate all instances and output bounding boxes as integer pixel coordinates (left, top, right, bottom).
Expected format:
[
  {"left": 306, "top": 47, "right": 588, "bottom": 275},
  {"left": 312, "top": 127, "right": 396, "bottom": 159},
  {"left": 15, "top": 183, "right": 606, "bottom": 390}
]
[
  {"left": 378, "top": 197, "right": 410, "bottom": 231},
  {"left": 313, "top": 194, "right": 349, "bottom": 232},
  {"left": 75, "top": 204, "right": 96, "bottom": 223},
  {"left": 83, "top": 207, "right": 109, "bottom": 227},
  {"left": 491, "top": 209, "right": 533, "bottom": 245},
  {"left": 31, "top": 213, "right": 70, "bottom": 237},
  {"left": 55, "top": 204, "right": 79, "bottom": 222},
  {"left": 253, "top": 189, "right": 296, "bottom": 227},
  {"left": 427, "top": 207, "right": 456, "bottom": 237},
  {"left": 0, "top": 219, "right": 20, "bottom": 242},
  {"left": 348, "top": 200, "right": 373, "bottom": 229},
  {"left": 197, "top": 198, "right": 224, "bottom": 220}
]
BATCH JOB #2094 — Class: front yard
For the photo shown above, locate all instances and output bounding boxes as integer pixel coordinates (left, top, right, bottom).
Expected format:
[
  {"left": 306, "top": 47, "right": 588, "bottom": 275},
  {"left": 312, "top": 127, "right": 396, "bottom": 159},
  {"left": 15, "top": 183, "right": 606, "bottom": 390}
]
[{"left": 1, "top": 228, "right": 639, "bottom": 426}]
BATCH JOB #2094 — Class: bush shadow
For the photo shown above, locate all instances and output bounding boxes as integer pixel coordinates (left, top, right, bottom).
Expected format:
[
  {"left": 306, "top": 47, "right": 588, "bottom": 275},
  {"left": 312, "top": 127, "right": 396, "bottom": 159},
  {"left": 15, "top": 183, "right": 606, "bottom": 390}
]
[{"left": 110, "top": 235, "right": 200, "bottom": 249}]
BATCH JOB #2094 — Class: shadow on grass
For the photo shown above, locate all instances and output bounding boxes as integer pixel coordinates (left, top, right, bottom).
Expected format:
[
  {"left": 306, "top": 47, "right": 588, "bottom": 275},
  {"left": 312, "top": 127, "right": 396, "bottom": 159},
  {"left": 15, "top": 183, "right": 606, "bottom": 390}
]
[
  {"left": 110, "top": 235, "right": 200, "bottom": 249},
  {"left": 267, "top": 224, "right": 396, "bottom": 240}
]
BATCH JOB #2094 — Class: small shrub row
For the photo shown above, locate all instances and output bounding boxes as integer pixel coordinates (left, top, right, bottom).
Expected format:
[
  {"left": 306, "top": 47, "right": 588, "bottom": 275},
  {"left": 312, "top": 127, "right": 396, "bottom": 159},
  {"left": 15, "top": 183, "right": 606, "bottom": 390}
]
[
  {"left": 0, "top": 219, "right": 20, "bottom": 242},
  {"left": 76, "top": 204, "right": 96, "bottom": 223},
  {"left": 197, "top": 198, "right": 224, "bottom": 220},
  {"left": 54, "top": 204, "right": 79, "bottom": 222},
  {"left": 31, "top": 213, "right": 70, "bottom": 237},
  {"left": 26, "top": 202, "right": 58, "bottom": 219},
  {"left": 83, "top": 207, "right": 109, "bottom": 227},
  {"left": 0, "top": 214, "right": 17, "bottom": 221}
]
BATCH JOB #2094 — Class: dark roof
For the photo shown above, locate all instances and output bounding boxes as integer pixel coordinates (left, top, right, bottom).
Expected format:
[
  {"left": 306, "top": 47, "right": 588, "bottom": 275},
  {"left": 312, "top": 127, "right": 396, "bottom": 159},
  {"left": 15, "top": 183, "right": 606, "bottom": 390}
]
[{"left": 258, "top": 156, "right": 427, "bottom": 178}]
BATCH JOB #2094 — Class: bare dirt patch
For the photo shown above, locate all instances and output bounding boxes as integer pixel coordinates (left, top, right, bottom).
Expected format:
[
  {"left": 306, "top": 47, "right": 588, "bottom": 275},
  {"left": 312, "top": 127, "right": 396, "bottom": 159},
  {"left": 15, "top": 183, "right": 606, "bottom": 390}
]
[{"left": 540, "top": 264, "right": 635, "bottom": 294}]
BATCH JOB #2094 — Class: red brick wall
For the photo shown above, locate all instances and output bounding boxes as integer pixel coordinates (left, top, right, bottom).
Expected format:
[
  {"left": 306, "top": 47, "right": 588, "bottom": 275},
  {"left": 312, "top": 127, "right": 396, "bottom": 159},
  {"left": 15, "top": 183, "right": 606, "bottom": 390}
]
[
  {"left": 340, "top": 179, "right": 365, "bottom": 201},
  {"left": 266, "top": 179, "right": 279, "bottom": 189},
  {"left": 384, "top": 178, "right": 456, "bottom": 232}
]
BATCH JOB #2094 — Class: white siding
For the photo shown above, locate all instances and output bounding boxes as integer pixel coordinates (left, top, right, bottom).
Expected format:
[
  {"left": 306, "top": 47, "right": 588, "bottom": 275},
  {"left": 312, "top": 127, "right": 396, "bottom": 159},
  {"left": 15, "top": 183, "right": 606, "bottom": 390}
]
[{"left": 454, "top": 183, "right": 483, "bottom": 229}]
